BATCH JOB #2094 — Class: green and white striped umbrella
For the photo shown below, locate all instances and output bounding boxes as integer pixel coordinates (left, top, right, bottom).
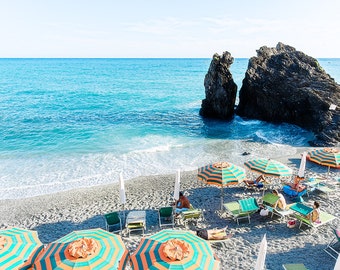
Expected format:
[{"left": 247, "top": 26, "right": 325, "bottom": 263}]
[
  {"left": 197, "top": 162, "right": 246, "bottom": 187},
  {"left": 130, "top": 229, "right": 220, "bottom": 269},
  {"left": 244, "top": 158, "right": 292, "bottom": 177},
  {"left": 307, "top": 148, "right": 340, "bottom": 169},
  {"left": 197, "top": 162, "right": 246, "bottom": 209},
  {"left": 0, "top": 227, "right": 43, "bottom": 270},
  {"left": 32, "top": 228, "right": 129, "bottom": 270}
]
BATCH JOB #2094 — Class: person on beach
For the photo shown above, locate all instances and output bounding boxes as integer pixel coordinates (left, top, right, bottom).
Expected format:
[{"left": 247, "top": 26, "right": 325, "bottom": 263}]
[
  {"left": 175, "top": 192, "right": 190, "bottom": 214},
  {"left": 196, "top": 227, "right": 232, "bottom": 240},
  {"left": 287, "top": 175, "right": 306, "bottom": 192},
  {"left": 243, "top": 174, "right": 267, "bottom": 188},
  {"left": 306, "top": 201, "right": 321, "bottom": 223},
  {"left": 272, "top": 189, "right": 287, "bottom": 210}
]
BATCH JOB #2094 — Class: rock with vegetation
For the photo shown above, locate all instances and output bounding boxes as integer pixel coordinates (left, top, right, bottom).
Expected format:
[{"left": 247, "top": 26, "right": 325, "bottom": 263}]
[
  {"left": 200, "top": 51, "right": 237, "bottom": 119},
  {"left": 236, "top": 42, "right": 340, "bottom": 146}
]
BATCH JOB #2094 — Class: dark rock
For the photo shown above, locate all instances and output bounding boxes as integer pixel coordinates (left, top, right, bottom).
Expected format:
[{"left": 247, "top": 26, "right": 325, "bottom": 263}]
[
  {"left": 200, "top": 51, "right": 237, "bottom": 119},
  {"left": 236, "top": 42, "right": 340, "bottom": 146}
]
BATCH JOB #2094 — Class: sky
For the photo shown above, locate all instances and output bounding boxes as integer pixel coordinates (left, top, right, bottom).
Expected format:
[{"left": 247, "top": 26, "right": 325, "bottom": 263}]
[{"left": 0, "top": 0, "right": 339, "bottom": 58}]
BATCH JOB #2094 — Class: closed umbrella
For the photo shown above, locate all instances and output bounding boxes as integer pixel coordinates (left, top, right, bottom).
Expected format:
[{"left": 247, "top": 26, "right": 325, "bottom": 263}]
[
  {"left": 0, "top": 227, "right": 43, "bottom": 270},
  {"left": 130, "top": 229, "right": 219, "bottom": 269},
  {"left": 119, "top": 172, "right": 126, "bottom": 221},
  {"left": 32, "top": 228, "right": 129, "bottom": 269},
  {"left": 298, "top": 152, "right": 307, "bottom": 178},
  {"left": 173, "top": 169, "right": 181, "bottom": 201},
  {"left": 307, "top": 148, "right": 340, "bottom": 173},
  {"left": 244, "top": 158, "right": 292, "bottom": 177},
  {"left": 254, "top": 234, "right": 267, "bottom": 270},
  {"left": 198, "top": 162, "right": 246, "bottom": 209}
]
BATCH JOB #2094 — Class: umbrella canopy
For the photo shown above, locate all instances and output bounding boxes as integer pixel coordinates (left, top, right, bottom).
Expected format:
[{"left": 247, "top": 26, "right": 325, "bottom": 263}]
[
  {"left": 307, "top": 148, "right": 340, "bottom": 169},
  {"left": 0, "top": 227, "right": 43, "bottom": 270},
  {"left": 244, "top": 158, "right": 292, "bottom": 177},
  {"left": 197, "top": 162, "right": 246, "bottom": 187},
  {"left": 198, "top": 162, "right": 246, "bottom": 209},
  {"left": 32, "top": 228, "right": 129, "bottom": 270},
  {"left": 130, "top": 229, "right": 219, "bottom": 269},
  {"left": 254, "top": 234, "right": 267, "bottom": 270}
]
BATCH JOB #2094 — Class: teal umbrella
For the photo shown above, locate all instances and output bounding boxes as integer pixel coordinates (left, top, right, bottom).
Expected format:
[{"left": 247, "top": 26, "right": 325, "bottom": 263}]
[
  {"left": 130, "top": 229, "right": 220, "bottom": 269},
  {"left": 198, "top": 162, "right": 246, "bottom": 209},
  {"left": 0, "top": 227, "right": 43, "bottom": 270},
  {"left": 32, "top": 228, "right": 129, "bottom": 269},
  {"left": 244, "top": 158, "right": 292, "bottom": 177}
]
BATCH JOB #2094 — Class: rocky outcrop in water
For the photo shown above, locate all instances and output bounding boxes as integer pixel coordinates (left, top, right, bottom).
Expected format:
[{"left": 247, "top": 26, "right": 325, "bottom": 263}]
[
  {"left": 236, "top": 42, "right": 340, "bottom": 146},
  {"left": 200, "top": 51, "right": 237, "bottom": 119}
]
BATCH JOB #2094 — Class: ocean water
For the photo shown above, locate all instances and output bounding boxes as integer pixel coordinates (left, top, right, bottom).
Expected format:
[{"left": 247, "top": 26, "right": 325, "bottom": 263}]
[{"left": 0, "top": 58, "right": 339, "bottom": 199}]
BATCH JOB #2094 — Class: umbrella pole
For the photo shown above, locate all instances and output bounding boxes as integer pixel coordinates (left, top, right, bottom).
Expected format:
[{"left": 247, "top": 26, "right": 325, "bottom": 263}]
[
  {"left": 122, "top": 204, "right": 125, "bottom": 225},
  {"left": 220, "top": 186, "right": 224, "bottom": 211}
]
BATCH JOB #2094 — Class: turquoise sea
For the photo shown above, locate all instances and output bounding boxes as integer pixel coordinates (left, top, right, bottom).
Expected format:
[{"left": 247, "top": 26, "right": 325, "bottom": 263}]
[{"left": 0, "top": 58, "right": 339, "bottom": 199}]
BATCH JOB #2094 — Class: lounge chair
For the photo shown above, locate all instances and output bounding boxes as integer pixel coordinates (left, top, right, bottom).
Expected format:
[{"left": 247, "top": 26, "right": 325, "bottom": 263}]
[
  {"left": 223, "top": 197, "right": 259, "bottom": 224},
  {"left": 178, "top": 204, "right": 204, "bottom": 227},
  {"left": 103, "top": 211, "right": 122, "bottom": 234},
  {"left": 282, "top": 263, "right": 308, "bottom": 270},
  {"left": 125, "top": 210, "right": 146, "bottom": 237},
  {"left": 261, "top": 192, "right": 295, "bottom": 221},
  {"left": 324, "top": 228, "right": 340, "bottom": 259},
  {"left": 242, "top": 175, "right": 269, "bottom": 192},
  {"left": 158, "top": 206, "right": 175, "bottom": 229},
  {"left": 314, "top": 183, "right": 336, "bottom": 199},
  {"left": 293, "top": 209, "right": 337, "bottom": 229}
]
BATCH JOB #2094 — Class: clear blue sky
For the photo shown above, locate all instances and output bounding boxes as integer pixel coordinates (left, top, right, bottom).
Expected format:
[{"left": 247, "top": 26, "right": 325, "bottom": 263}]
[{"left": 1, "top": 0, "right": 339, "bottom": 58}]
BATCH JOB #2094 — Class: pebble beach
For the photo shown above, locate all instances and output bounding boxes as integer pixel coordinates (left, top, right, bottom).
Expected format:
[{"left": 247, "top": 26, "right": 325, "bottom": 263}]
[{"left": 1, "top": 147, "right": 339, "bottom": 270}]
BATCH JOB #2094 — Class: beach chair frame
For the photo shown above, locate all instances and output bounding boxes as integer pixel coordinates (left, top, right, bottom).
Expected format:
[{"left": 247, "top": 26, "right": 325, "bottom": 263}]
[
  {"left": 103, "top": 211, "right": 122, "bottom": 234},
  {"left": 324, "top": 228, "right": 340, "bottom": 259},
  {"left": 158, "top": 206, "right": 175, "bottom": 229}
]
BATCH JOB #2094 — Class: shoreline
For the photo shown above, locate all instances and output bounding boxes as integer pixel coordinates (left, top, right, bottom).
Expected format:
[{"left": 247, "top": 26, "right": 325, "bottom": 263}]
[{"left": 1, "top": 148, "right": 339, "bottom": 269}]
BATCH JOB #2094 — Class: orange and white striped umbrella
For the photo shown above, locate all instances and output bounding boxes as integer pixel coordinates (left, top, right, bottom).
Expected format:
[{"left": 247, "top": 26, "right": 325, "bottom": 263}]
[
  {"left": 0, "top": 227, "right": 43, "bottom": 270},
  {"left": 130, "top": 229, "right": 220, "bottom": 269},
  {"left": 307, "top": 148, "right": 340, "bottom": 169},
  {"left": 31, "top": 228, "right": 129, "bottom": 269}
]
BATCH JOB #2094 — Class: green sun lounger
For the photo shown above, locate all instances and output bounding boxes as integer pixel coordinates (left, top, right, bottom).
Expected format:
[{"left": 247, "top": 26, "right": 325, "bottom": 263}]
[
  {"left": 224, "top": 197, "right": 259, "bottom": 224},
  {"left": 294, "top": 210, "right": 337, "bottom": 229},
  {"left": 179, "top": 204, "right": 204, "bottom": 227}
]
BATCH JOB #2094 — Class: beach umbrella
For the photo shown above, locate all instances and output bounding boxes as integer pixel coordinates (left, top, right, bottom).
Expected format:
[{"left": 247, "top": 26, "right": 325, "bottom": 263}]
[
  {"left": 119, "top": 171, "right": 126, "bottom": 221},
  {"left": 197, "top": 162, "right": 246, "bottom": 209},
  {"left": 298, "top": 152, "right": 307, "bottom": 178},
  {"left": 0, "top": 227, "right": 43, "bottom": 270},
  {"left": 130, "top": 229, "right": 220, "bottom": 269},
  {"left": 307, "top": 148, "right": 340, "bottom": 172},
  {"left": 254, "top": 234, "right": 267, "bottom": 270},
  {"left": 173, "top": 169, "right": 181, "bottom": 201},
  {"left": 244, "top": 158, "right": 292, "bottom": 177},
  {"left": 119, "top": 172, "right": 126, "bottom": 205},
  {"left": 32, "top": 228, "right": 129, "bottom": 269}
]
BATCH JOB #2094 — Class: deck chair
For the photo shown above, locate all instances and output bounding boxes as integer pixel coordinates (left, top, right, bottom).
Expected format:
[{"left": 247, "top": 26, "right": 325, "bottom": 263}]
[
  {"left": 294, "top": 210, "right": 337, "bottom": 229},
  {"left": 324, "top": 228, "right": 340, "bottom": 259},
  {"left": 179, "top": 204, "right": 204, "bottom": 227},
  {"left": 224, "top": 197, "right": 259, "bottom": 224},
  {"left": 261, "top": 192, "right": 279, "bottom": 217},
  {"left": 158, "top": 206, "right": 175, "bottom": 229},
  {"left": 315, "top": 183, "right": 336, "bottom": 199},
  {"left": 104, "top": 211, "right": 122, "bottom": 234},
  {"left": 261, "top": 193, "right": 295, "bottom": 221},
  {"left": 282, "top": 263, "right": 308, "bottom": 270},
  {"left": 242, "top": 175, "right": 269, "bottom": 192}
]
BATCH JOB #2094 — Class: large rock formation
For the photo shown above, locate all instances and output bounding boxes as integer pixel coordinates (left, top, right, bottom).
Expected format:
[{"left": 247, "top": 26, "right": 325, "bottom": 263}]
[
  {"left": 236, "top": 42, "right": 340, "bottom": 146},
  {"left": 200, "top": 51, "right": 237, "bottom": 119}
]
